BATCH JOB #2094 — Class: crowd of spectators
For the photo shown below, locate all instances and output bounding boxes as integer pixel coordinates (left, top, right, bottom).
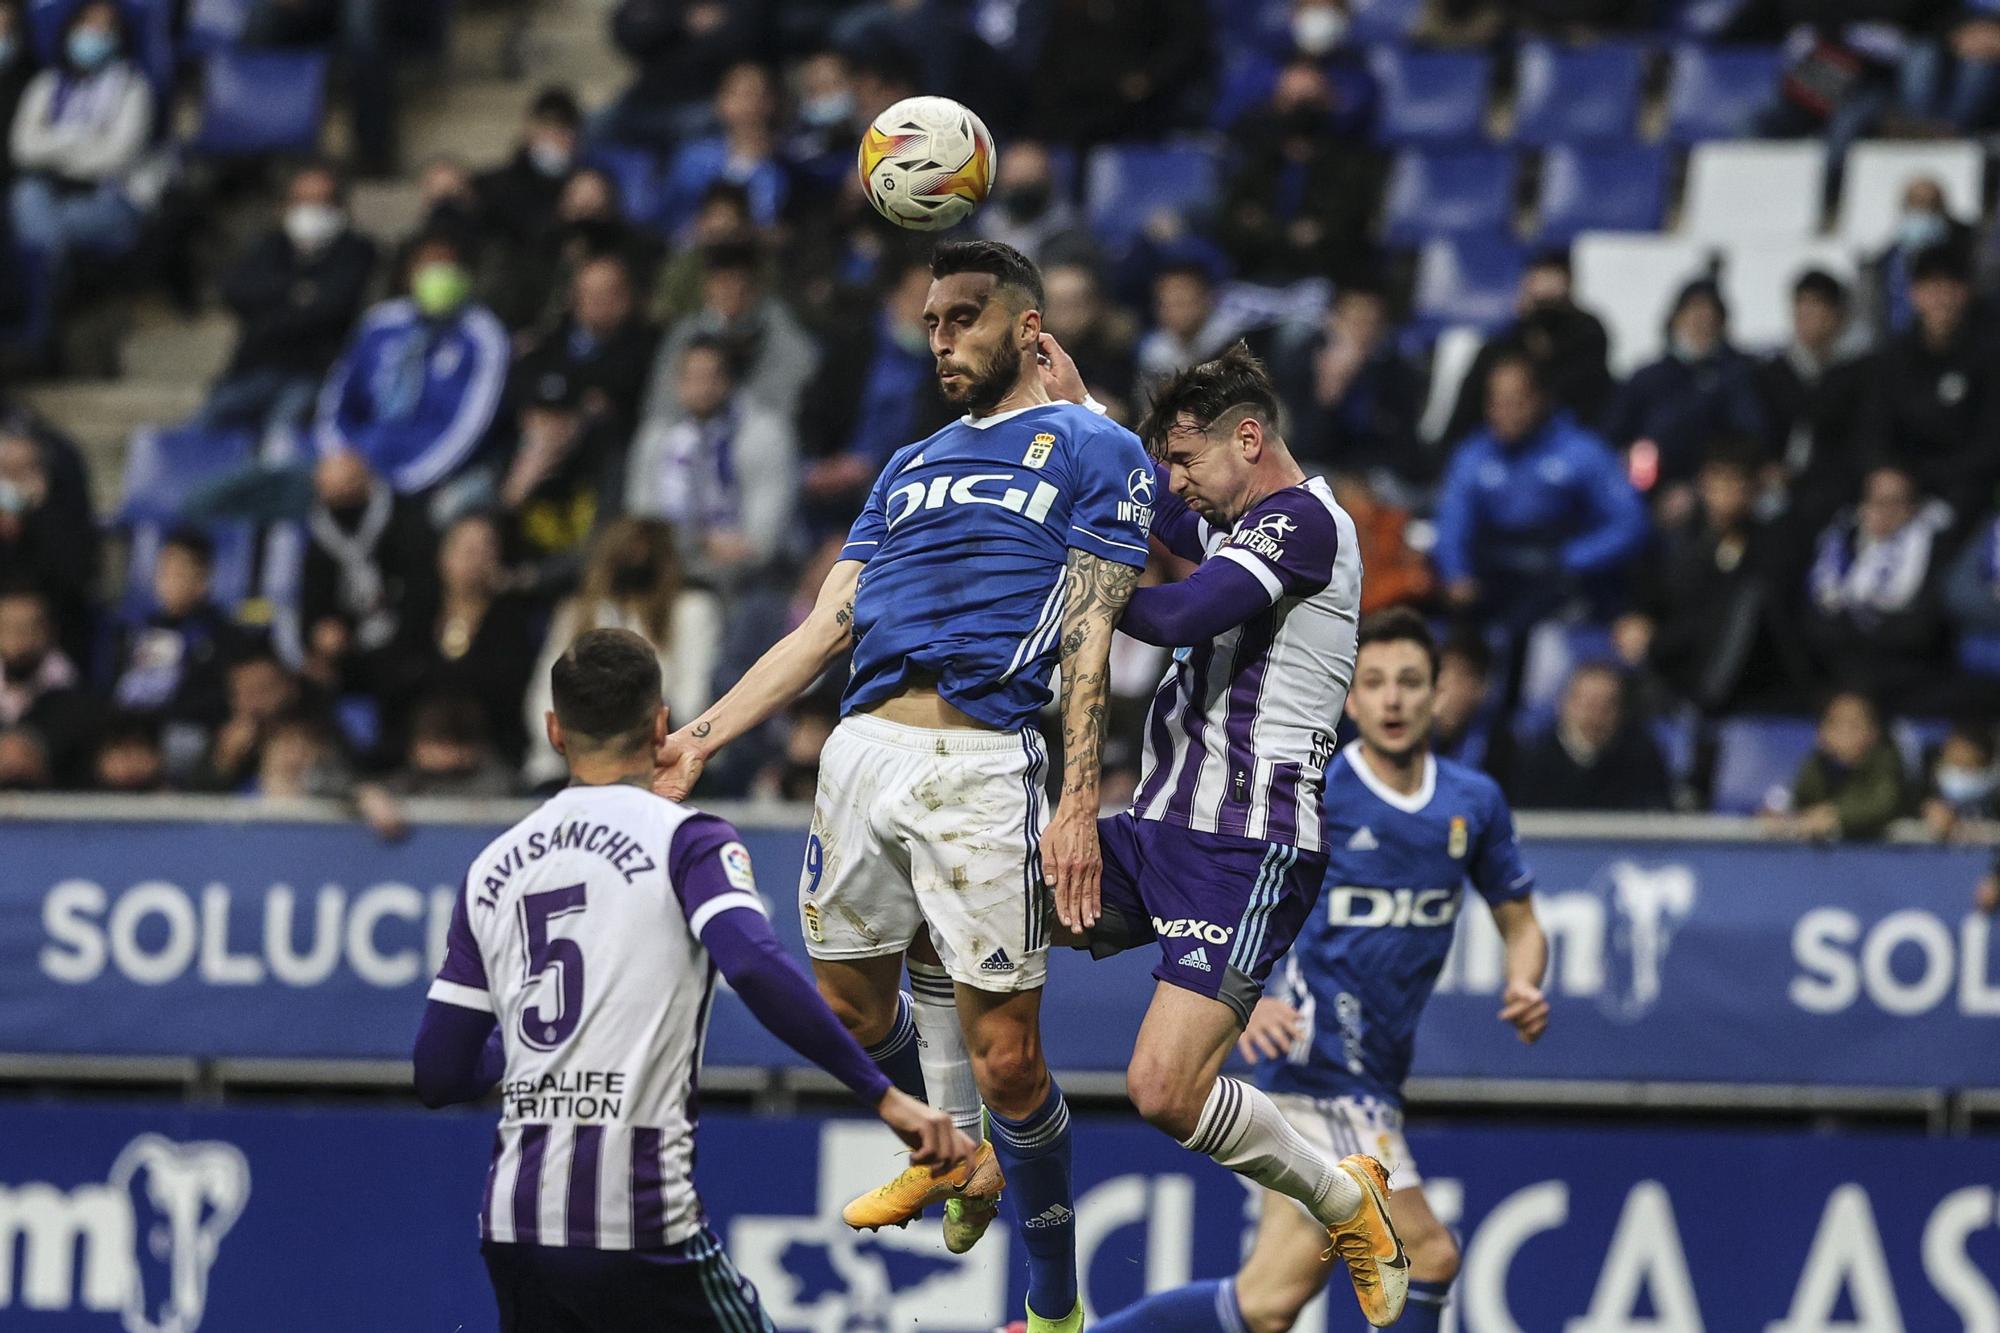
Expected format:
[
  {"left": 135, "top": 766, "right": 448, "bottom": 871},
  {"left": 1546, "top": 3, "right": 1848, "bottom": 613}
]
[{"left": 3, "top": 0, "right": 2000, "bottom": 843}]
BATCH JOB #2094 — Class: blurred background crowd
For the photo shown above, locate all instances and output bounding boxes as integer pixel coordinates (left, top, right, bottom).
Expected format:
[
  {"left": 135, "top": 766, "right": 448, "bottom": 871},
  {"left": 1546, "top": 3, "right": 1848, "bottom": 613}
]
[{"left": 3, "top": 0, "right": 2000, "bottom": 845}]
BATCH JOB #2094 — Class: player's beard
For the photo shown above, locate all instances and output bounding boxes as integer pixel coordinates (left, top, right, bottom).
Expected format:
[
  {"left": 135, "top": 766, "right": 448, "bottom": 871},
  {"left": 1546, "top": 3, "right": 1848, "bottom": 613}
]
[{"left": 938, "top": 339, "right": 1019, "bottom": 417}]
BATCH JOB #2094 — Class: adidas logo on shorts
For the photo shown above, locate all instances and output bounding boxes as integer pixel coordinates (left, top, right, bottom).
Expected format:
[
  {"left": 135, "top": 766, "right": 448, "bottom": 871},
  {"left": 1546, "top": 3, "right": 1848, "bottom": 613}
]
[
  {"left": 1024, "top": 1204, "right": 1073, "bottom": 1229},
  {"left": 1177, "top": 947, "right": 1212, "bottom": 973},
  {"left": 979, "top": 948, "right": 1015, "bottom": 973}
]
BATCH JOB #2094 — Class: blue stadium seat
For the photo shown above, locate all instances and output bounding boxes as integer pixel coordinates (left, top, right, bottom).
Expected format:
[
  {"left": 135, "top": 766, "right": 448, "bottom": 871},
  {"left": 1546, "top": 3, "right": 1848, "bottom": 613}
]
[
  {"left": 1512, "top": 41, "right": 1648, "bottom": 145},
  {"left": 1384, "top": 147, "right": 1516, "bottom": 245},
  {"left": 1085, "top": 142, "right": 1224, "bottom": 250},
  {"left": 1370, "top": 48, "right": 1491, "bottom": 143},
  {"left": 589, "top": 144, "right": 667, "bottom": 232},
  {"left": 117, "top": 424, "right": 261, "bottom": 619},
  {"left": 0, "top": 245, "right": 54, "bottom": 360},
  {"left": 182, "top": 0, "right": 254, "bottom": 56},
  {"left": 30, "top": 0, "right": 174, "bottom": 96},
  {"left": 1665, "top": 44, "right": 1783, "bottom": 143},
  {"left": 1652, "top": 709, "right": 1700, "bottom": 789},
  {"left": 1347, "top": 0, "right": 1424, "bottom": 44},
  {"left": 1412, "top": 235, "right": 1524, "bottom": 333},
  {"left": 1961, "top": 632, "right": 2000, "bottom": 678},
  {"left": 1535, "top": 144, "right": 1668, "bottom": 242},
  {"left": 1711, "top": 715, "right": 1818, "bottom": 815},
  {"left": 191, "top": 48, "right": 330, "bottom": 156},
  {"left": 1894, "top": 718, "right": 1952, "bottom": 774}
]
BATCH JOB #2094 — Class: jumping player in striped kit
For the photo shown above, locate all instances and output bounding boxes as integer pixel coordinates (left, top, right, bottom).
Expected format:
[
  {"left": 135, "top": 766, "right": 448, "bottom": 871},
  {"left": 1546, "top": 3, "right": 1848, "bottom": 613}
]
[{"left": 413, "top": 628, "right": 972, "bottom": 1332}]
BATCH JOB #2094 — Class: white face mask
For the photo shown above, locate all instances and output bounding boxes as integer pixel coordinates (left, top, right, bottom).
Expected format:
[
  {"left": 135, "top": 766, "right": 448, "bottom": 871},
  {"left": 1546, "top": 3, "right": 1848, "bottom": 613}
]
[
  {"left": 528, "top": 139, "right": 573, "bottom": 178},
  {"left": 1937, "top": 764, "right": 1998, "bottom": 806},
  {"left": 284, "top": 203, "right": 346, "bottom": 252},
  {"left": 1293, "top": 7, "right": 1347, "bottom": 55}
]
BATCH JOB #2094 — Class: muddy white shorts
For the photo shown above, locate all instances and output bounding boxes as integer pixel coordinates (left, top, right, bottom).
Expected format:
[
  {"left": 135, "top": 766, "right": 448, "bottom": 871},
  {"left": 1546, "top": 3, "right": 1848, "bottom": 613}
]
[
  {"left": 799, "top": 713, "right": 1051, "bottom": 992},
  {"left": 1269, "top": 1092, "right": 1422, "bottom": 1188}
]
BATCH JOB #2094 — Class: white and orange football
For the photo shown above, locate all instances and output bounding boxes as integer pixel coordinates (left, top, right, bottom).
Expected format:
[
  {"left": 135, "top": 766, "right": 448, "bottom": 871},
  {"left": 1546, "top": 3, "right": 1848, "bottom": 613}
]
[{"left": 857, "top": 95, "right": 997, "bottom": 231}]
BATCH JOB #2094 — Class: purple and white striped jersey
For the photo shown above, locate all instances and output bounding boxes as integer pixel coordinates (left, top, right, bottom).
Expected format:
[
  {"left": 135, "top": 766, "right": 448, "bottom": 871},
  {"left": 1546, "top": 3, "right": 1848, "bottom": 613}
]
[
  {"left": 1132, "top": 474, "right": 1361, "bottom": 853},
  {"left": 428, "top": 784, "right": 766, "bottom": 1251}
]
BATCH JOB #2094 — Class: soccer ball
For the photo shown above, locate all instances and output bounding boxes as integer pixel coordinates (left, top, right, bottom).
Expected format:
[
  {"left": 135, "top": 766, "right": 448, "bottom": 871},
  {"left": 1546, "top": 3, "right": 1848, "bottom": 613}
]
[{"left": 857, "top": 96, "right": 997, "bottom": 231}]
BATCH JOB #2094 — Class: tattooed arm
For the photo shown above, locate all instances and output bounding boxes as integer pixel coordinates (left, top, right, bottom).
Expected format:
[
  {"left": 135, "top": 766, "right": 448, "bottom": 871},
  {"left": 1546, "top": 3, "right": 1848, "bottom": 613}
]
[
  {"left": 653, "top": 560, "right": 861, "bottom": 800},
  {"left": 1045, "top": 548, "right": 1140, "bottom": 930}
]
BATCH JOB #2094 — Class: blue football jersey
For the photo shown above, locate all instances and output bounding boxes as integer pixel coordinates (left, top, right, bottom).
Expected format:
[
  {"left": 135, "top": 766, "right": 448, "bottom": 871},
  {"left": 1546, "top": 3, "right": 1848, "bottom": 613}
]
[
  {"left": 838, "top": 402, "right": 1153, "bottom": 730},
  {"left": 1256, "top": 743, "right": 1533, "bottom": 1105}
]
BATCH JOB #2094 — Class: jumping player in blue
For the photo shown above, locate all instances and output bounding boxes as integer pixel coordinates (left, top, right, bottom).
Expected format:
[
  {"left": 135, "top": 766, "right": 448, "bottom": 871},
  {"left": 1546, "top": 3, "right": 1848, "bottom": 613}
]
[
  {"left": 655, "top": 240, "right": 1151, "bottom": 1333},
  {"left": 1096, "top": 608, "right": 1549, "bottom": 1333}
]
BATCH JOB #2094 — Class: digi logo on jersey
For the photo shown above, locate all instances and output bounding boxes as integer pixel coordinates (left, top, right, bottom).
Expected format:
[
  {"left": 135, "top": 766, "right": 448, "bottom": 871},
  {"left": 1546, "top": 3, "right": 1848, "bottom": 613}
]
[
  {"left": 1325, "top": 886, "right": 1461, "bottom": 929},
  {"left": 1232, "top": 512, "right": 1296, "bottom": 560},
  {"left": 884, "top": 472, "right": 1060, "bottom": 530},
  {"left": 1120, "top": 468, "right": 1155, "bottom": 528},
  {"left": 0, "top": 1134, "right": 248, "bottom": 1332}
]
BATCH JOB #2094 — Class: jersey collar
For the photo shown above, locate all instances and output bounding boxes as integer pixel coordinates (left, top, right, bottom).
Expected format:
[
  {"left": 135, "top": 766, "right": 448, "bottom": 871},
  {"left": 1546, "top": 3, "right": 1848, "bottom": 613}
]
[
  {"left": 962, "top": 402, "right": 1054, "bottom": 430},
  {"left": 1342, "top": 740, "right": 1435, "bottom": 814}
]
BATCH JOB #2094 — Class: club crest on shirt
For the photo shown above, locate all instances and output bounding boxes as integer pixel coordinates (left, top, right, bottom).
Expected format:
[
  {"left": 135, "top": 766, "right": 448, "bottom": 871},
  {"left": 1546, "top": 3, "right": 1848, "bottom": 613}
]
[
  {"left": 1448, "top": 816, "right": 1468, "bottom": 859},
  {"left": 802, "top": 901, "right": 824, "bottom": 943},
  {"left": 1233, "top": 511, "right": 1297, "bottom": 560},
  {"left": 1022, "top": 432, "right": 1057, "bottom": 468}
]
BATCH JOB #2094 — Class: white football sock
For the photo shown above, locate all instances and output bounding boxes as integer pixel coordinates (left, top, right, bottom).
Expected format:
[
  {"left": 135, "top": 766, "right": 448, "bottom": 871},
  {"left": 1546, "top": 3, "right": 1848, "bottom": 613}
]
[
  {"left": 908, "top": 962, "right": 984, "bottom": 1137},
  {"left": 1181, "top": 1076, "right": 1360, "bottom": 1224}
]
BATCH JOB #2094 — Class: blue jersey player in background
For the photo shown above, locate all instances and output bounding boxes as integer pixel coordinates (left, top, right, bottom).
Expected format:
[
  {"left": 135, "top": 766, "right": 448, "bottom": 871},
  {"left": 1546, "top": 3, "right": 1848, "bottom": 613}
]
[
  {"left": 1104, "top": 608, "right": 1548, "bottom": 1333},
  {"left": 655, "top": 240, "right": 1150, "bottom": 1333}
]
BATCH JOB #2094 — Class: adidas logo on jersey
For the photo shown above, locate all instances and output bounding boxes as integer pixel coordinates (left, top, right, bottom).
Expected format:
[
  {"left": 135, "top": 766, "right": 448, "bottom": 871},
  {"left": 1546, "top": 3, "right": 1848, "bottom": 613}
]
[
  {"left": 1024, "top": 1204, "right": 1073, "bottom": 1229},
  {"left": 1177, "top": 947, "right": 1212, "bottom": 973},
  {"left": 979, "top": 948, "right": 1015, "bottom": 973},
  {"left": 1347, "top": 826, "right": 1380, "bottom": 851}
]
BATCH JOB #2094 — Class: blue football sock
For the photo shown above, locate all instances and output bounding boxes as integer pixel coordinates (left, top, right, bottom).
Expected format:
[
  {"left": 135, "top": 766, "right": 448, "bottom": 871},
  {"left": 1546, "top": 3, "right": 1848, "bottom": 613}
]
[
  {"left": 1397, "top": 1277, "right": 1451, "bottom": 1332},
  {"left": 861, "top": 992, "right": 926, "bottom": 1100},
  {"left": 989, "top": 1082, "right": 1077, "bottom": 1319},
  {"left": 1095, "top": 1277, "right": 1244, "bottom": 1333}
]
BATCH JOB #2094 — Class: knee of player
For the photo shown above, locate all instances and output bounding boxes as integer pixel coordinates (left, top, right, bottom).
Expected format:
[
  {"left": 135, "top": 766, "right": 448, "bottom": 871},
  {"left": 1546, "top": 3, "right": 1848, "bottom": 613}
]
[
  {"left": 1234, "top": 1275, "right": 1314, "bottom": 1333},
  {"left": 969, "top": 1038, "right": 1047, "bottom": 1114},
  {"left": 1123, "top": 1060, "right": 1203, "bottom": 1140},
  {"left": 1404, "top": 1214, "right": 1461, "bottom": 1283},
  {"left": 819, "top": 985, "right": 893, "bottom": 1046}
]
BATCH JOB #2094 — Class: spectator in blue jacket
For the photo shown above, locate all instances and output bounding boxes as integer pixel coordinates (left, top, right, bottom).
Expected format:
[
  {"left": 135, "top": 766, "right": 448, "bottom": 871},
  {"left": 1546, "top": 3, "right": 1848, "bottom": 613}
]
[
  {"left": 658, "top": 62, "right": 787, "bottom": 238},
  {"left": 1434, "top": 347, "right": 1649, "bottom": 630},
  {"left": 1602, "top": 279, "right": 1767, "bottom": 507},
  {"left": 313, "top": 231, "right": 509, "bottom": 497}
]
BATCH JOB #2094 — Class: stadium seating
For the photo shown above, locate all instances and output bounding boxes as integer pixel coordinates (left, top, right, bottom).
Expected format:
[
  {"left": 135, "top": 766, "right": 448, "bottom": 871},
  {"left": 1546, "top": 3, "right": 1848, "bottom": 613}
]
[
  {"left": 1084, "top": 142, "right": 1224, "bottom": 250},
  {"left": 1893, "top": 718, "right": 1952, "bottom": 774},
  {"left": 1664, "top": 44, "right": 1784, "bottom": 143},
  {"left": 182, "top": 0, "right": 253, "bottom": 55},
  {"left": 1680, "top": 141, "right": 1827, "bottom": 240},
  {"left": 1370, "top": 48, "right": 1492, "bottom": 144},
  {"left": 1572, "top": 231, "right": 1715, "bottom": 372},
  {"left": 1511, "top": 41, "right": 1648, "bottom": 146},
  {"left": 1835, "top": 140, "right": 1986, "bottom": 250},
  {"left": 1535, "top": 144, "right": 1669, "bottom": 242},
  {"left": 1346, "top": 0, "right": 1423, "bottom": 44},
  {"left": 1418, "top": 324, "right": 1483, "bottom": 443},
  {"left": 1712, "top": 715, "right": 1819, "bottom": 814},
  {"left": 115, "top": 423, "right": 261, "bottom": 617},
  {"left": 190, "top": 48, "right": 331, "bottom": 157},
  {"left": 589, "top": 144, "right": 668, "bottom": 233},
  {"left": 1668, "top": 0, "right": 1754, "bottom": 38},
  {"left": 1383, "top": 147, "right": 1516, "bottom": 245},
  {"left": 0, "top": 245, "right": 54, "bottom": 360},
  {"left": 1411, "top": 235, "right": 1525, "bottom": 333},
  {"left": 30, "top": 0, "right": 175, "bottom": 96}
]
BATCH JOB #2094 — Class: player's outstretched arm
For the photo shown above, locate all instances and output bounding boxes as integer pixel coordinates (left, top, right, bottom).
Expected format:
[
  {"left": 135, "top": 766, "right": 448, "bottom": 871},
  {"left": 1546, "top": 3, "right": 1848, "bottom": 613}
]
[
  {"left": 655, "top": 559, "right": 862, "bottom": 800},
  {"left": 1047, "top": 548, "right": 1139, "bottom": 930},
  {"left": 1492, "top": 897, "right": 1550, "bottom": 1044}
]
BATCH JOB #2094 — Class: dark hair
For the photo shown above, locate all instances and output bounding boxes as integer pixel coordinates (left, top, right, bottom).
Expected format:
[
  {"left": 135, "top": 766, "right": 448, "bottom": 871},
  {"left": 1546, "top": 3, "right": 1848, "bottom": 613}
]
[
  {"left": 161, "top": 525, "right": 215, "bottom": 568},
  {"left": 64, "top": 1, "right": 128, "bottom": 52},
  {"left": 1440, "top": 633, "right": 1492, "bottom": 678},
  {"left": 1794, "top": 268, "right": 1848, "bottom": 308},
  {"left": 1355, "top": 606, "right": 1439, "bottom": 679},
  {"left": 550, "top": 627, "right": 661, "bottom": 751},
  {"left": 97, "top": 710, "right": 161, "bottom": 749},
  {"left": 411, "top": 694, "right": 490, "bottom": 747},
  {"left": 681, "top": 332, "right": 742, "bottom": 380},
  {"left": 1911, "top": 242, "right": 1972, "bottom": 285},
  {"left": 1484, "top": 340, "right": 1549, "bottom": 394},
  {"left": 405, "top": 228, "right": 467, "bottom": 267},
  {"left": 697, "top": 180, "right": 753, "bottom": 216},
  {"left": 530, "top": 86, "right": 583, "bottom": 127},
  {"left": 701, "top": 238, "right": 762, "bottom": 276},
  {"left": 1156, "top": 259, "right": 1215, "bottom": 290},
  {"left": 291, "top": 157, "right": 349, "bottom": 201},
  {"left": 1136, "top": 342, "right": 1282, "bottom": 457},
  {"left": 1668, "top": 277, "right": 1727, "bottom": 330},
  {"left": 930, "top": 238, "right": 1045, "bottom": 311},
  {"left": 1526, "top": 247, "right": 1572, "bottom": 278},
  {"left": 1946, "top": 719, "right": 1997, "bottom": 763},
  {"left": 1699, "top": 434, "right": 1766, "bottom": 476},
  {"left": 1821, "top": 687, "right": 1882, "bottom": 728}
]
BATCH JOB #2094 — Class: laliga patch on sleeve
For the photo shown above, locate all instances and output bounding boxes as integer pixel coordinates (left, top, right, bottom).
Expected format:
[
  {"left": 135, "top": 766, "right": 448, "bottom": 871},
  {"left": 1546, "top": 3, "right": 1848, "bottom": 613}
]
[{"left": 721, "top": 842, "right": 756, "bottom": 891}]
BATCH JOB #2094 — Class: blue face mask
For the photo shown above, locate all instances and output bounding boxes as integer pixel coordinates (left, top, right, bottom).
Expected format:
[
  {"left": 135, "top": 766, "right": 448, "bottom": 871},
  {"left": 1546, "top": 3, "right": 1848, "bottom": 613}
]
[
  {"left": 67, "top": 28, "right": 116, "bottom": 71},
  {"left": 0, "top": 35, "right": 19, "bottom": 66},
  {"left": 1899, "top": 209, "right": 1948, "bottom": 253}
]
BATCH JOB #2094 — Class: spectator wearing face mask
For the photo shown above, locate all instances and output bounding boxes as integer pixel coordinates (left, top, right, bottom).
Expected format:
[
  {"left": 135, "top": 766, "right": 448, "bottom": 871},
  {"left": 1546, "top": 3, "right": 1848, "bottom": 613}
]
[
  {"left": 520, "top": 517, "right": 720, "bottom": 790},
  {"left": 627, "top": 335, "right": 800, "bottom": 587},
  {"left": 1922, "top": 720, "right": 2000, "bottom": 839},
  {"left": 1445, "top": 251, "right": 1613, "bottom": 447},
  {"left": 1804, "top": 464, "right": 1950, "bottom": 699},
  {"left": 0, "top": 585, "right": 91, "bottom": 786},
  {"left": 659, "top": 62, "right": 788, "bottom": 238},
  {"left": 202, "top": 161, "right": 378, "bottom": 434},
  {"left": 1602, "top": 279, "right": 1767, "bottom": 509},
  {"left": 1764, "top": 690, "right": 1909, "bottom": 841},
  {"left": 476, "top": 88, "right": 584, "bottom": 256},
  {"left": 1215, "top": 58, "right": 1383, "bottom": 286},
  {"left": 313, "top": 230, "right": 510, "bottom": 496},
  {"left": 784, "top": 49, "right": 861, "bottom": 196},
  {"left": 1861, "top": 176, "right": 1977, "bottom": 339},
  {"left": 974, "top": 139, "right": 1095, "bottom": 270},
  {"left": 1509, "top": 662, "right": 1673, "bottom": 811},
  {"left": 1901, "top": 3, "right": 2000, "bottom": 133},
  {"left": 1859, "top": 243, "right": 2000, "bottom": 525},
  {"left": 8, "top": 0, "right": 155, "bottom": 276}
]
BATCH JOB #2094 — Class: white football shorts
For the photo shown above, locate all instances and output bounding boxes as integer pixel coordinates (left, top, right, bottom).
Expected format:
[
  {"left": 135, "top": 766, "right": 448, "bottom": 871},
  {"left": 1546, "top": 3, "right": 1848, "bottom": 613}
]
[
  {"left": 1269, "top": 1091, "right": 1423, "bottom": 1188},
  {"left": 799, "top": 713, "right": 1051, "bottom": 992}
]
